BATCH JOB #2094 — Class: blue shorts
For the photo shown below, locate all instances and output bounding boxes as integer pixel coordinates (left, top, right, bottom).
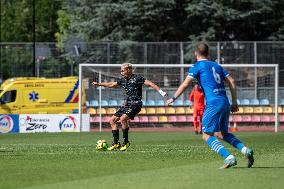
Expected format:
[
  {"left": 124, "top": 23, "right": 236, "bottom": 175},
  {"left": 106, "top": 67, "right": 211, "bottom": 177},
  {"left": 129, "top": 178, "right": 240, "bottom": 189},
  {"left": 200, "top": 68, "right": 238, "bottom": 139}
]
[{"left": 202, "top": 104, "right": 230, "bottom": 133}]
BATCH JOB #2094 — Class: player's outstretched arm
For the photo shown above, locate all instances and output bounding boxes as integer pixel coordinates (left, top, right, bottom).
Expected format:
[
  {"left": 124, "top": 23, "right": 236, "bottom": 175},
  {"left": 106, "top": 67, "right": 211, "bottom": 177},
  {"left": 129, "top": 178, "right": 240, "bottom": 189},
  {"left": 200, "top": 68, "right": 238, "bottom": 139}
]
[
  {"left": 166, "top": 76, "right": 193, "bottom": 105},
  {"left": 92, "top": 81, "right": 118, "bottom": 88},
  {"left": 225, "top": 76, "right": 239, "bottom": 112},
  {"left": 144, "top": 80, "right": 167, "bottom": 97}
]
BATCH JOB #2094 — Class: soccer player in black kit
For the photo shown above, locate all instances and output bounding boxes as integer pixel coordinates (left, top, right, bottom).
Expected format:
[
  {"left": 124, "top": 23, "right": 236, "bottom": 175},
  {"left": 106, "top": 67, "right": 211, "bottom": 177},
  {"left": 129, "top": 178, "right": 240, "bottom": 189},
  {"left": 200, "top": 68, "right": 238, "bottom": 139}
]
[{"left": 92, "top": 63, "right": 167, "bottom": 151}]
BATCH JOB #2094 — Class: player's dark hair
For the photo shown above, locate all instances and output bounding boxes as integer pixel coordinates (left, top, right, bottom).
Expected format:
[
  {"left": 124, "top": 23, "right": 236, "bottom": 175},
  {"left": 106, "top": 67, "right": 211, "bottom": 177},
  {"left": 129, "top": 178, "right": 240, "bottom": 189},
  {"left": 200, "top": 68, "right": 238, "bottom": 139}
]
[{"left": 196, "top": 42, "right": 209, "bottom": 57}]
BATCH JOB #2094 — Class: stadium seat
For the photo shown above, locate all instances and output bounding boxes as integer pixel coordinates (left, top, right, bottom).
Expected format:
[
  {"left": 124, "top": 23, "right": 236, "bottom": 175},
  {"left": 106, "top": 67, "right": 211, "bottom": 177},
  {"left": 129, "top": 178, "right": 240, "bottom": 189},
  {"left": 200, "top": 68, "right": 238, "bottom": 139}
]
[
  {"left": 269, "top": 115, "right": 275, "bottom": 122},
  {"left": 159, "top": 116, "right": 168, "bottom": 122},
  {"left": 156, "top": 107, "right": 166, "bottom": 114},
  {"left": 281, "top": 99, "right": 284, "bottom": 105},
  {"left": 260, "top": 115, "right": 271, "bottom": 122},
  {"left": 260, "top": 99, "right": 270, "bottom": 105},
  {"left": 242, "top": 115, "right": 251, "bottom": 122},
  {"left": 132, "top": 116, "right": 140, "bottom": 123},
  {"left": 251, "top": 115, "right": 261, "bottom": 122},
  {"left": 148, "top": 116, "right": 159, "bottom": 123},
  {"left": 139, "top": 108, "right": 147, "bottom": 114},
  {"left": 185, "top": 107, "right": 193, "bottom": 114},
  {"left": 240, "top": 99, "right": 250, "bottom": 105},
  {"left": 250, "top": 99, "right": 260, "bottom": 105},
  {"left": 86, "top": 101, "right": 90, "bottom": 107},
  {"left": 186, "top": 116, "right": 194, "bottom": 122},
  {"left": 146, "top": 107, "right": 156, "bottom": 114},
  {"left": 232, "top": 115, "right": 242, "bottom": 122},
  {"left": 173, "top": 100, "right": 184, "bottom": 106},
  {"left": 237, "top": 99, "right": 241, "bottom": 105},
  {"left": 278, "top": 107, "right": 282, "bottom": 113},
  {"left": 87, "top": 108, "right": 96, "bottom": 115},
  {"left": 253, "top": 107, "right": 263, "bottom": 113},
  {"left": 229, "top": 116, "right": 233, "bottom": 122},
  {"left": 263, "top": 107, "right": 273, "bottom": 113},
  {"left": 165, "top": 107, "right": 175, "bottom": 114},
  {"left": 176, "top": 115, "right": 187, "bottom": 122},
  {"left": 119, "top": 100, "right": 126, "bottom": 106},
  {"left": 89, "top": 116, "right": 101, "bottom": 123},
  {"left": 184, "top": 100, "right": 192, "bottom": 106},
  {"left": 102, "top": 116, "right": 111, "bottom": 122},
  {"left": 139, "top": 116, "right": 149, "bottom": 123},
  {"left": 96, "top": 108, "right": 107, "bottom": 114},
  {"left": 243, "top": 107, "right": 254, "bottom": 114},
  {"left": 168, "top": 116, "right": 177, "bottom": 122},
  {"left": 146, "top": 100, "right": 155, "bottom": 106},
  {"left": 175, "top": 107, "right": 185, "bottom": 114},
  {"left": 106, "top": 108, "right": 116, "bottom": 114},
  {"left": 101, "top": 100, "right": 109, "bottom": 106},
  {"left": 280, "top": 115, "right": 284, "bottom": 122},
  {"left": 237, "top": 107, "right": 244, "bottom": 114},
  {"left": 108, "top": 100, "right": 118, "bottom": 106},
  {"left": 142, "top": 100, "right": 146, "bottom": 106},
  {"left": 155, "top": 100, "right": 165, "bottom": 106},
  {"left": 90, "top": 100, "right": 99, "bottom": 107}
]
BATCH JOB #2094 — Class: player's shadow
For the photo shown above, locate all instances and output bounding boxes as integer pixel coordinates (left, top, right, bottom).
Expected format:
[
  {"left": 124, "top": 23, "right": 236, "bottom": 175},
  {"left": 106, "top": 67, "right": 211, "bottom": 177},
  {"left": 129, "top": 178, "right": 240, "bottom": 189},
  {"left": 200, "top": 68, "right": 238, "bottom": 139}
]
[{"left": 0, "top": 149, "right": 14, "bottom": 153}]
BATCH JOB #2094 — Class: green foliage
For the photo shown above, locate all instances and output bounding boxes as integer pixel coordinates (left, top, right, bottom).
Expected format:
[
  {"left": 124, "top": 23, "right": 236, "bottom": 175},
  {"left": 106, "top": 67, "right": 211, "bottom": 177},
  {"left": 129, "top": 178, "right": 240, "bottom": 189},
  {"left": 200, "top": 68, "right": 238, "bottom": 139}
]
[
  {"left": 1, "top": 0, "right": 61, "bottom": 42},
  {"left": 57, "top": 0, "right": 284, "bottom": 42},
  {"left": 39, "top": 57, "right": 72, "bottom": 77},
  {"left": 1, "top": 0, "right": 284, "bottom": 80},
  {"left": 1, "top": 0, "right": 284, "bottom": 42},
  {"left": 1, "top": 0, "right": 31, "bottom": 41},
  {"left": 57, "top": 0, "right": 185, "bottom": 42},
  {"left": 112, "top": 41, "right": 141, "bottom": 64},
  {"left": 55, "top": 10, "right": 71, "bottom": 49},
  {"left": 0, "top": 0, "right": 62, "bottom": 79},
  {"left": 184, "top": 0, "right": 284, "bottom": 41},
  {"left": 0, "top": 44, "right": 33, "bottom": 79}
]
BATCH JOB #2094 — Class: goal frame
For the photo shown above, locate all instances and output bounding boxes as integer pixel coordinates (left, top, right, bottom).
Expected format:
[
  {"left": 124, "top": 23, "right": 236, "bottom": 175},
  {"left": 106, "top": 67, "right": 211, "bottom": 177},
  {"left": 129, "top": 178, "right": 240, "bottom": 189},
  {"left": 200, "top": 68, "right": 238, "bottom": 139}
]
[{"left": 78, "top": 64, "right": 279, "bottom": 132}]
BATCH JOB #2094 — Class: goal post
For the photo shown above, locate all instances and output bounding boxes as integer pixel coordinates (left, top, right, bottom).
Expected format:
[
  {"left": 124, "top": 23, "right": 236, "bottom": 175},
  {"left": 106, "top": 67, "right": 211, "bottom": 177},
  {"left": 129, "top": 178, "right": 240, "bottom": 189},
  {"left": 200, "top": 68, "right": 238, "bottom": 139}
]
[{"left": 79, "top": 64, "right": 279, "bottom": 132}]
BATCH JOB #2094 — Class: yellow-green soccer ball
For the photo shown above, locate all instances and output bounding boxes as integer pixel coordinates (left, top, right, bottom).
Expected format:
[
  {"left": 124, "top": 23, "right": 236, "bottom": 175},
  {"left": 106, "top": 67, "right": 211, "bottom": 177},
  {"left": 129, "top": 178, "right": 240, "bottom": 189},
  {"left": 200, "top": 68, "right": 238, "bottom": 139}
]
[{"left": 96, "top": 140, "right": 108, "bottom": 151}]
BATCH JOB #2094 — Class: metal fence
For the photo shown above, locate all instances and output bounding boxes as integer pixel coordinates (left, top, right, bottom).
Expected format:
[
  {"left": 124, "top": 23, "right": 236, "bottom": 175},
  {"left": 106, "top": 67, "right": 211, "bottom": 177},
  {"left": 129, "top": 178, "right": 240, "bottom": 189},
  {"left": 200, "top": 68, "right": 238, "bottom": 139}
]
[{"left": 1, "top": 41, "right": 284, "bottom": 85}]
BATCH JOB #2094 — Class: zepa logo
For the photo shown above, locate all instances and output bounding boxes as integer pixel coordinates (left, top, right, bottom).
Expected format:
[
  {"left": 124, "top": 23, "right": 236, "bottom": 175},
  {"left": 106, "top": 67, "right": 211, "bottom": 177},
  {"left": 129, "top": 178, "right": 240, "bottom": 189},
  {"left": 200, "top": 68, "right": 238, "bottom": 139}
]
[
  {"left": 0, "top": 115, "right": 14, "bottom": 133},
  {"left": 59, "top": 116, "right": 77, "bottom": 132}
]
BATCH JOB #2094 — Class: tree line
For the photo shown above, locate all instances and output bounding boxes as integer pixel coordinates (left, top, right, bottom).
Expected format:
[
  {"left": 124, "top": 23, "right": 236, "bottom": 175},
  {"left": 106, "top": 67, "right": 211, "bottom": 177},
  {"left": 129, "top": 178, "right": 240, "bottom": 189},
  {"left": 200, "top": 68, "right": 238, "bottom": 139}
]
[
  {"left": 1, "top": 0, "right": 284, "bottom": 80},
  {"left": 1, "top": 0, "right": 284, "bottom": 43}
]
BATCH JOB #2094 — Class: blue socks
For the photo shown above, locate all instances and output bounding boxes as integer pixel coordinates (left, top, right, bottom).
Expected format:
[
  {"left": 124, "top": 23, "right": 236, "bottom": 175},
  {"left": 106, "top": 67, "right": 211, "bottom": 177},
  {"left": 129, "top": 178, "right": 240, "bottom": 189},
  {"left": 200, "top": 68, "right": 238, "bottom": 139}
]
[
  {"left": 223, "top": 133, "right": 244, "bottom": 152},
  {"left": 206, "top": 136, "right": 231, "bottom": 159},
  {"left": 206, "top": 133, "right": 246, "bottom": 160}
]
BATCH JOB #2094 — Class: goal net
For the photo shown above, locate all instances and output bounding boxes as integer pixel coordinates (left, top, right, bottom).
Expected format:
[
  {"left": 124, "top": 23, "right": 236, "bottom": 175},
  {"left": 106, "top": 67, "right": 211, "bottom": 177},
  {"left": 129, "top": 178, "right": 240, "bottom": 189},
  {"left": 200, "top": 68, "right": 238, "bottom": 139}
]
[{"left": 79, "top": 64, "right": 279, "bottom": 132}]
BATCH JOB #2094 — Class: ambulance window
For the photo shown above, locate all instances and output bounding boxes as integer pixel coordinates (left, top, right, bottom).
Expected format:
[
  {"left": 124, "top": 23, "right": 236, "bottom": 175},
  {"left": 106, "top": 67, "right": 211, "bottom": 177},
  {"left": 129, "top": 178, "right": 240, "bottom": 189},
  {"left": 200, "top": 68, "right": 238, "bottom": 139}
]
[{"left": 0, "top": 90, "right": 17, "bottom": 103}]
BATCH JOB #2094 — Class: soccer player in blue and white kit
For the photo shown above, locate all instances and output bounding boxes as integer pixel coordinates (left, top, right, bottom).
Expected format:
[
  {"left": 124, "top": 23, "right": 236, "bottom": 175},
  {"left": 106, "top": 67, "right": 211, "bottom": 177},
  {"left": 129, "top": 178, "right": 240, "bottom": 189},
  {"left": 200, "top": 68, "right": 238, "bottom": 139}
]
[{"left": 167, "top": 42, "right": 254, "bottom": 168}]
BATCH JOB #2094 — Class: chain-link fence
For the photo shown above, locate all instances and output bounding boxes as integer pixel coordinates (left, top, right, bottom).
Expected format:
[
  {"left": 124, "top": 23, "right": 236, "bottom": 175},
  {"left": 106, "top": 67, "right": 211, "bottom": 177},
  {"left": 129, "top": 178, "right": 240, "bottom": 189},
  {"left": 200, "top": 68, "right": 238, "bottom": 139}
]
[{"left": 1, "top": 41, "right": 284, "bottom": 85}]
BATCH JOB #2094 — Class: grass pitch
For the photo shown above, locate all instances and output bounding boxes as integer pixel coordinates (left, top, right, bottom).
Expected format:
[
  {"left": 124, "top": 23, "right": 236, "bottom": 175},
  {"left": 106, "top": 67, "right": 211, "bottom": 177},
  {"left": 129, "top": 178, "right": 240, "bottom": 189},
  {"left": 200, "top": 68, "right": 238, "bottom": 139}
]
[{"left": 0, "top": 131, "right": 284, "bottom": 189}]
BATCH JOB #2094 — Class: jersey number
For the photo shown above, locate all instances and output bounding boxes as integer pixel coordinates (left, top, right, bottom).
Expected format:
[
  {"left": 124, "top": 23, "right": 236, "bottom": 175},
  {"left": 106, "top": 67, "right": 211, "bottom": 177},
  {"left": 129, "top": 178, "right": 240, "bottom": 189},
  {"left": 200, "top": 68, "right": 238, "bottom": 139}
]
[{"left": 212, "top": 67, "right": 221, "bottom": 84}]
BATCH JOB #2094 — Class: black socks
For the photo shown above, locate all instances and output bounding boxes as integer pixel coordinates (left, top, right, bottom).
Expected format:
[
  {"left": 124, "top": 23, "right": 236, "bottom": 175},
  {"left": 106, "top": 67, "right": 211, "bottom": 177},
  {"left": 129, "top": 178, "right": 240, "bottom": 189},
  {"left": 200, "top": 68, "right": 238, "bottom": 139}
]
[
  {"left": 112, "top": 129, "right": 119, "bottom": 144},
  {"left": 122, "top": 127, "right": 129, "bottom": 143},
  {"left": 113, "top": 128, "right": 129, "bottom": 144}
]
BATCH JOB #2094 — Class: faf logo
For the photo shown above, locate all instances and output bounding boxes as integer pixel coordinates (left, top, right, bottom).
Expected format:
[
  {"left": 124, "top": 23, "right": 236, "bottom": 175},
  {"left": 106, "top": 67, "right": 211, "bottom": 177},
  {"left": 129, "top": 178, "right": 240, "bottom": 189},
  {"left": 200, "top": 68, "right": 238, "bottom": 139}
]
[
  {"left": 0, "top": 115, "right": 14, "bottom": 133},
  {"left": 59, "top": 116, "right": 77, "bottom": 132}
]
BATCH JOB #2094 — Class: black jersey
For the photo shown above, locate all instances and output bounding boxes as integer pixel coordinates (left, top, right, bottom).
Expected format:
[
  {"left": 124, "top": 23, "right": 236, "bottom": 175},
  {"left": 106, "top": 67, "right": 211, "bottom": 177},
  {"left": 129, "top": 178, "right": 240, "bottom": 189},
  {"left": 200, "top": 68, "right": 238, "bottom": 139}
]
[{"left": 116, "top": 74, "right": 145, "bottom": 105}]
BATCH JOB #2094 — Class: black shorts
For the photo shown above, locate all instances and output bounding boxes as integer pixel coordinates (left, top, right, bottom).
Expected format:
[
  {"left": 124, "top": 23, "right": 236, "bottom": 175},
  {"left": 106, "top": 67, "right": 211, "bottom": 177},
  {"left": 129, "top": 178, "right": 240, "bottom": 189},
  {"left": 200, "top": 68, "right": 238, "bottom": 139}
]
[{"left": 114, "top": 104, "right": 142, "bottom": 120}]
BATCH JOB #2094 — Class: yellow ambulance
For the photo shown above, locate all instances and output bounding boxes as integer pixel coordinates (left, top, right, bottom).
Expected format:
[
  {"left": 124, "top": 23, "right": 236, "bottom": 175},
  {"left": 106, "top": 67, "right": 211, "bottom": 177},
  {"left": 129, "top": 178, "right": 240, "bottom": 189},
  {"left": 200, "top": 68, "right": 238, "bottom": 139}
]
[{"left": 0, "top": 77, "right": 83, "bottom": 114}]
